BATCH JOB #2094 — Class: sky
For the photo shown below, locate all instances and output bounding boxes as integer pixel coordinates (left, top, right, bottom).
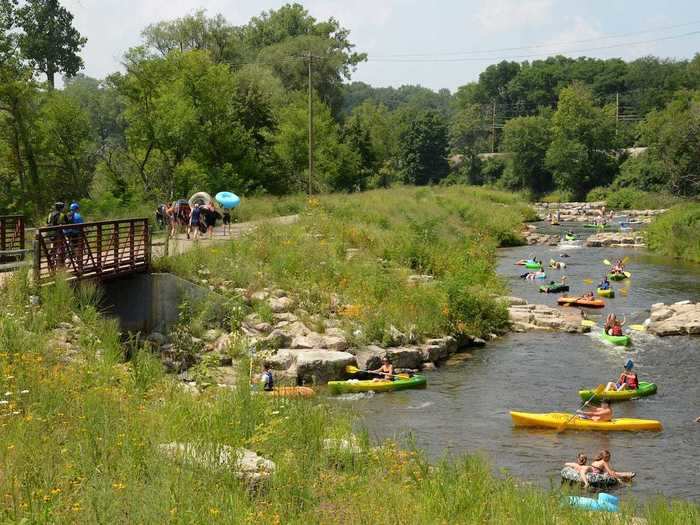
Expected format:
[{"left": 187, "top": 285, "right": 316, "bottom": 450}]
[{"left": 62, "top": 0, "right": 700, "bottom": 91}]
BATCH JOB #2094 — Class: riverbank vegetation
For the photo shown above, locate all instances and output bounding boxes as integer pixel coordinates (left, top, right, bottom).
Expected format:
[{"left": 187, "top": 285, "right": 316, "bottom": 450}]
[
  {"left": 2, "top": 2, "right": 700, "bottom": 222},
  {"left": 1, "top": 273, "right": 698, "bottom": 524},
  {"left": 159, "top": 186, "right": 533, "bottom": 342},
  {"left": 646, "top": 203, "right": 700, "bottom": 263}
]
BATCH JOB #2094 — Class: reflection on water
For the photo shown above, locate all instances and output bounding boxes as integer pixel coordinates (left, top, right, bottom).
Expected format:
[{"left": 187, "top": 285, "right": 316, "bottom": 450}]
[{"left": 353, "top": 235, "right": 700, "bottom": 502}]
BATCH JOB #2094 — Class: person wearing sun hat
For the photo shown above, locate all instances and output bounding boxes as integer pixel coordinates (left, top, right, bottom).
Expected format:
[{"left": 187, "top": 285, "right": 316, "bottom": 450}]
[{"left": 605, "top": 360, "right": 638, "bottom": 392}]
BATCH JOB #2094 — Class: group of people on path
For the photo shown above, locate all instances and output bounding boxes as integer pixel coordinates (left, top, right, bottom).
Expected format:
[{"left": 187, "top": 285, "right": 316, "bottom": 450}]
[
  {"left": 565, "top": 450, "right": 635, "bottom": 487},
  {"left": 161, "top": 201, "right": 231, "bottom": 240}
]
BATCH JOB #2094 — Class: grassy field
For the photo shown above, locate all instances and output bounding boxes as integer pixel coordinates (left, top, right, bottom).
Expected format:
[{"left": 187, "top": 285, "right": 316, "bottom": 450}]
[
  {"left": 1, "top": 272, "right": 698, "bottom": 524},
  {"left": 646, "top": 202, "right": 700, "bottom": 263},
  {"left": 158, "top": 186, "right": 537, "bottom": 343}
]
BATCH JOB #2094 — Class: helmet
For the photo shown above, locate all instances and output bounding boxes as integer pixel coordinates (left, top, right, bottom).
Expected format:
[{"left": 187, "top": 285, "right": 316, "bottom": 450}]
[
  {"left": 70, "top": 202, "right": 79, "bottom": 211},
  {"left": 624, "top": 359, "right": 634, "bottom": 370},
  {"left": 54, "top": 202, "right": 65, "bottom": 210}
]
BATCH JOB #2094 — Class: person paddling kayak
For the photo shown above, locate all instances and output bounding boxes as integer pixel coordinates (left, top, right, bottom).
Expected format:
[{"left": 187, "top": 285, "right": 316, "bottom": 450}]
[
  {"left": 605, "top": 360, "right": 638, "bottom": 392},
  {"left": 604, "top": 313, "right": 626, "bottom": 335},
  {"left": 577, "top": 401, "right": 612, "bottom": 421},
  {"left": 371, "top": 356, "right": 394, "bottom": 382},
  {"left": 592, "top": 450, "right": 635, "bottom": 481},
  {"left": 599, "top": 275, "right": 611, "bottom": 290}
]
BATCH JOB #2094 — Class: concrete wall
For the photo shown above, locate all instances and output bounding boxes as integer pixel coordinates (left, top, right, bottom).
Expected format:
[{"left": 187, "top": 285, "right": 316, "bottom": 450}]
[{"left": 100, "top": 273, "right": 219, "bottom": 335}]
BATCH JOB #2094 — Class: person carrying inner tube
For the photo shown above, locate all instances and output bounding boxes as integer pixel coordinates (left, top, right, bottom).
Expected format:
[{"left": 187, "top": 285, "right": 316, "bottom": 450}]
[{"left": 605, "top": 360, "right": 638, "bottom": 392}]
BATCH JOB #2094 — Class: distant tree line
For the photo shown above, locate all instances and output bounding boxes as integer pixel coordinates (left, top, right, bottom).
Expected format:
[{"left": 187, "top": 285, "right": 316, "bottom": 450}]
[{"left": 1, "top": 2, "right": 698, "bottom": 218}]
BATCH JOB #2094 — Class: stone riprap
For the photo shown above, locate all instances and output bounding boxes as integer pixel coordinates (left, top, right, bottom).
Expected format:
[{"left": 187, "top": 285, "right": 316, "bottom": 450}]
[{"left": 646, "top": 301, "right": 700, "bottom": 336}]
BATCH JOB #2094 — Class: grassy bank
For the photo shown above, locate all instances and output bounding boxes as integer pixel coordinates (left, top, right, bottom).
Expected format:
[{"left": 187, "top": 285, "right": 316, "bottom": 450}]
[
  {"left": 1, "top": 273, "right": 698, "bottom": 524},
  {"left": 159, "top": 186, "right": 537, "bottom": 342},
  {"left": 646, "top": 202, "right": 700, "bottom": 263}
]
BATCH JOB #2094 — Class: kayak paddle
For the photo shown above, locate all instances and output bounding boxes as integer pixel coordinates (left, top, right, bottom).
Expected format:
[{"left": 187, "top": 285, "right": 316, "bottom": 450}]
[
  {"left": 583, "top": 278, "right": 593, "bottom": 285},
  {"left": 557, "top": 384, "right": 606, "bottom": 433},
  {"left": 629, "top": 324, "right": 646, "bottom": 331},
  {"left": 345, "top": 365, "right": 409, "bottom": 380}
]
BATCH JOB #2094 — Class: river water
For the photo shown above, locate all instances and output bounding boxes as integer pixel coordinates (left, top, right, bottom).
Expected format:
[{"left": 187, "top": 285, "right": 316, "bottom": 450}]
[{"left": 350, "top": 222, "right": 700, "bottom": 503}]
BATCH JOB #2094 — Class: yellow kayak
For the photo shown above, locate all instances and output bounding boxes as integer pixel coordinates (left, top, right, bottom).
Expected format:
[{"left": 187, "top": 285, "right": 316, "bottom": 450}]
[{"left": 510, "top": 411, "right": 662, "bottom": 431}]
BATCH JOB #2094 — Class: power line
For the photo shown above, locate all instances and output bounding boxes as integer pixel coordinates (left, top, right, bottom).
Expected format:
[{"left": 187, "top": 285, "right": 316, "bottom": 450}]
[
  {"left": 372, "top": 19, "right": 700, "bottom": 58},
  {"left": 366, "top": 30, "right": 700, "bottom": 63}
]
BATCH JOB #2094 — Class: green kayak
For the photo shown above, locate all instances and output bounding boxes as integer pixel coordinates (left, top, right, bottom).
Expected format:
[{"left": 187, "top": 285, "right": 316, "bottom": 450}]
[
  {"left": 564, "top": 234, "right": 576, "bottom": 241},
  {"left": 596, "top": 287, "right": 615, "bottom": 298},
  {"left": 608, "top": 272, "right": 630, "bottom": 281},
  {"left": 579, "top": 381, "right": 657, "bottom": 402},
  {"left": 525, "top": 261, "right": 542, "bottom": 269},
  {"left": 328, "top": 374, "right": 427, "bottom": 395},
  {"left": 600, "top": 332, "right": 631, "bottom": 346}
]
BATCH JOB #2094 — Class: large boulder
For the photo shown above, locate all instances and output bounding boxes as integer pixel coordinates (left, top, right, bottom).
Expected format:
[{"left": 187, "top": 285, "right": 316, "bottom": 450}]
[
  {"left": 508, "top": 303, "right": 588, "bottom": 333},
  {"left": 353, "top": 345, "right": 386, "bottom": 370},
  {"left": 647, "top": 301, "right": 700, "bottom": 336},
  {"left": 293, "top": 350, "right": 356, "bottom": 384},
  {"left": 158, "top": 442, "right": 275, "bottom": 487},
  {"left": 421, "top": 336, "right": 458, "bottom": 363},
  {"left": 386, "top": 346, "right": 423, "bottom": 369}
]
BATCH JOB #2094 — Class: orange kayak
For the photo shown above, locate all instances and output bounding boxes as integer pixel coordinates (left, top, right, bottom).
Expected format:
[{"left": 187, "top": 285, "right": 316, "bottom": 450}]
[
  {"left": 557, "top": 297, "right": 605, "bottom": 308},
  {"left": 263, "top": 386, "right": 315, "bottom": 398}
]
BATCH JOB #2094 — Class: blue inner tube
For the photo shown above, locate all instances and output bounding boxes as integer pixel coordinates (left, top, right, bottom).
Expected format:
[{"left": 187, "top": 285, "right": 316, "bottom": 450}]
[{"left": 215, "top": 191, "right": 241, "bottom": 209}]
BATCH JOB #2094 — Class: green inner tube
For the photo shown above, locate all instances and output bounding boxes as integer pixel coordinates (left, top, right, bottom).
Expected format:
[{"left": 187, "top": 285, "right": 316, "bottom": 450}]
[
  {"left": 608, "top": 273, "right": 627, "bottom": 281},
  {"left": 596, "top": 288, "right": 615, "bottom": 298},
  {"left": 525, "top": 262, "right": 542, "bottom": 269},
  {"left": 564, "top": 235, "right": 576, "bottom": 241}
]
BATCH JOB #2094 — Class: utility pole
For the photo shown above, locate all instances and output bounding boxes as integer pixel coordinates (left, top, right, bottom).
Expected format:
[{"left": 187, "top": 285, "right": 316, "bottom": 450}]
[
  {"left": 491, "top": 100, "right": 496, "bottom": 153},
  {"left": 307, "top": 53, "right": 314, "bottom": 195}
]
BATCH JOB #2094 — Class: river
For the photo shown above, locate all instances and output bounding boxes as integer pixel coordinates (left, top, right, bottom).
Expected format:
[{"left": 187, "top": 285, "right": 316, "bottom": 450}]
[{"left": 350, "top": 222, "right": 700, "bottom": 503}]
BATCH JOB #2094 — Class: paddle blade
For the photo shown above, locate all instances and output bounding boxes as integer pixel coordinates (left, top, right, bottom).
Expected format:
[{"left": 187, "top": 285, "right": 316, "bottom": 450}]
[
  {"left": 624, "top": 271, "right": 632, "bottom": 278},
  {"left": 583, "top": 278, "right": 593, "bottom": 285},
  {"left": 619, "top": 288, "right": 629, "bottom": 296},
  {"left": 629, "top": 324, "right": 646, "bottom": 332},
  {"left": 581, "top": 320, "right": 596, "bottom": 327},
  {"left": 622, "top": 256, "right": 630, "bottom": 264},
  {"left": 345, "top": 365, "right": 361, "bottom": 375},
  {"left": 603, "top": 259, "right": 611, "bottom": 266}
]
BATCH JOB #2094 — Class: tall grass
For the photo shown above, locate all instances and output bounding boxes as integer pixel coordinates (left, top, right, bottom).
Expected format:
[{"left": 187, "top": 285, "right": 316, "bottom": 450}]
[
  {"left": 0, "top": 272, "right": 697, "bottom": 523},
  {"left": 159, "top": 186, "right": 532, "bottom": 341},
  {"left": 646, "top": 203, "right": 700, "bottom": 263}
]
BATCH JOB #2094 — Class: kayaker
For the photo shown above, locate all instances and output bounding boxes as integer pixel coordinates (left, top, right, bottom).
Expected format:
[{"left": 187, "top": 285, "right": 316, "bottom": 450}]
[
  {"left": 564, "top": 453, "right": 594, "bottom": 488},
  {"left": 611, "top": 259, "right": 625, "bottom": 274},
  {"left": 582, "top": 291, "right": 595, "bottom": 301},
  {"left": 371, "top": 356, "right": 394, "bottom": 382},
  {"left": 599, "top": 275, "right": 610, "bottom": 291},
  {"left": 605, "top": 360, "right": 638, "bottom": 392},
  {"left": 604, "top": 313, "right": 626, "bottom": 335},
  {"left": 578, "top": 401, "right": 612, "bottom": 421},
  {"left": 261, "top": 363, "right": 274, "bottom": 392},
  {"left": 591, "top": 450, "right": 635, "bottom": 481}
]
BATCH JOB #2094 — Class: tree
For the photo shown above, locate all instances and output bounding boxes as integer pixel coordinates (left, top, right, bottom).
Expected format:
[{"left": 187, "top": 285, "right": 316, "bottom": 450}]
[
  {"left": 17, "top": 0, "right": 87, "bottom": 89},
  {"left": 398, "top": 110, "right": 449, "bottom": 185},
  {"left": 639, "top": 91, "right": 700, "bottom": 196},
  {"left": 545, "top": 84, "right": 619, "bottom": 199},
  {"left": 273, "top": 91, "right": 360, "bottom": 192},
  {"left": 501, "top": 115, "right": 553, "bottom": 195}
]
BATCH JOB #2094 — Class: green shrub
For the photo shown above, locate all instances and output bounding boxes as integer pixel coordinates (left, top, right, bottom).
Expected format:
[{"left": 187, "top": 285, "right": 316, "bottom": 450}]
[
  {"left": 647, "top": 203, "right": 700, "bottom": 262},
  {"left": 587, "top": 187, "right": 682, "bottom": 209},
  {"left": 540, "top": 190, "right": 573, "bottom": 203}
]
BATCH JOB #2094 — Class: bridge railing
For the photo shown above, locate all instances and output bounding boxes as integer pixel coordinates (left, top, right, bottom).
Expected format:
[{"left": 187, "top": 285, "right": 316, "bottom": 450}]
[
  {"left": 34, "top": 218, "right": 150, "bottom": 284},
  {"left": 0, "top": 215, "right": 26, "bottom": 268}
]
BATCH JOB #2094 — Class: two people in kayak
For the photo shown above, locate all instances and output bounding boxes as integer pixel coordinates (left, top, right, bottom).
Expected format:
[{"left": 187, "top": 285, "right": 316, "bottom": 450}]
[
  {"left": 605, "top": 360, "right": 638, "bottom": 392},
  {"left": 610, "top": 259, "right": 625, "bottom": 275}
]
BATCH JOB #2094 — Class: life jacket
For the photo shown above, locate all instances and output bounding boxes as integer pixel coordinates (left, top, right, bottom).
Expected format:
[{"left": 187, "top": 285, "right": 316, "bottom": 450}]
[
  {"left": 611, "top": 324, "right": 623, "bottom": 336},
  {"left": 47, "top": 210, "right": 68, "bottom": 226},
  {"left": 624, "top": 373, "right": 638, "bottom": 389}
]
